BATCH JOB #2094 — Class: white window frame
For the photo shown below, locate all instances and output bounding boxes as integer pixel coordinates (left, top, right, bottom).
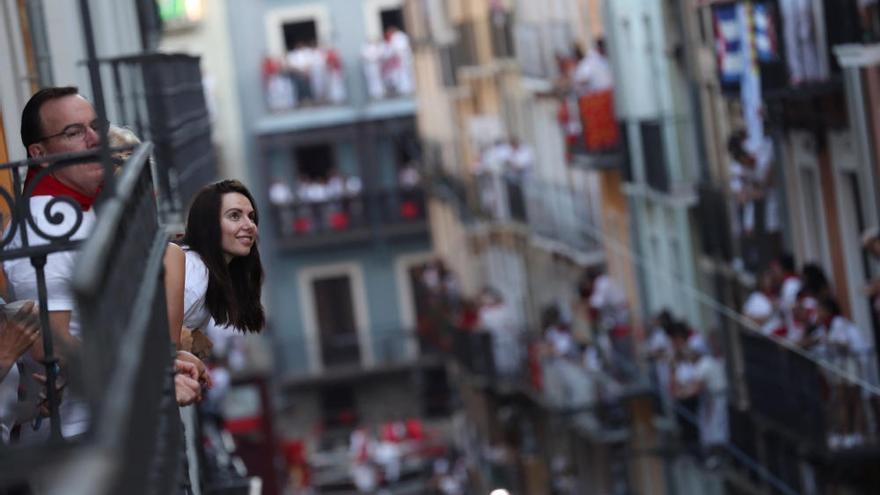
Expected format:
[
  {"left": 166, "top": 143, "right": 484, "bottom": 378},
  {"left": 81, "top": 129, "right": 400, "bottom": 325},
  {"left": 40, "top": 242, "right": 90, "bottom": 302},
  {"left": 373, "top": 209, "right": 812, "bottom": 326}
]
[
  {"left": 363, "top": 0, "right": 404, "bottom": 41},
  {"left": 265, "top": 4, "right": 332, "bottom": 58},
  {"left": 394, "top": 252, "right": 435, "bottom": 360},
  {"left": 298, "top": 262, "right": 373, "bottom": 374}
]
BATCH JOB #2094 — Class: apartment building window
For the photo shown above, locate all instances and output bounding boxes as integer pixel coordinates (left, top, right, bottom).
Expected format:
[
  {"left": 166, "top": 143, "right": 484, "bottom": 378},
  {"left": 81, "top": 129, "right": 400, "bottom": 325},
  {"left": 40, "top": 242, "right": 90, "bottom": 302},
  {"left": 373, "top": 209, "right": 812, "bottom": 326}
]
[
  {"left": 283, "top": 19, "right": 318, "bottom": 50},
  {"left": 265, "top": 5, "right": 331, "bottom": 57},
  {"left": 313, "top": 275, "right": 361, "bottom": 367},
  {"left": 489, "top": 8, "right": 515, "bottom": 59},
  {"left": 640, "top": 121, "right": 669, "bottom": 193},
  {"left": 300, "top": 262, "right": 373, "bottom": 372},
  {"left": 380, "top": 6, "right": 405, "bottom": 32},
  {"left": 295, "top": 143, "right": 336, "bottom": 181}
]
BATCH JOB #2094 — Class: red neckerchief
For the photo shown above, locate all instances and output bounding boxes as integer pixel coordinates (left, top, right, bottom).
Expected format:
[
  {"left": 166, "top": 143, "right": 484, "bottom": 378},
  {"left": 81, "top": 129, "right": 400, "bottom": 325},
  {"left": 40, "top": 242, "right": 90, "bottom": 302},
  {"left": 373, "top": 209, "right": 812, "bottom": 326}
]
[{"left": 24, "top": 166, "right": 98, "bottom": 211}]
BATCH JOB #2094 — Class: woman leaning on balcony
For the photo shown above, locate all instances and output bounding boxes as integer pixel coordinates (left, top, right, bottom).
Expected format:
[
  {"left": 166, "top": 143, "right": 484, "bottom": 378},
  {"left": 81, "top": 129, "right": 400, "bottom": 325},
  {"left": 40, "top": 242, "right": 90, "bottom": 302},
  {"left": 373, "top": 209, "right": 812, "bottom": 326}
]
[{"left": 165, "top": 179, "right": 266, "bottom": 361}]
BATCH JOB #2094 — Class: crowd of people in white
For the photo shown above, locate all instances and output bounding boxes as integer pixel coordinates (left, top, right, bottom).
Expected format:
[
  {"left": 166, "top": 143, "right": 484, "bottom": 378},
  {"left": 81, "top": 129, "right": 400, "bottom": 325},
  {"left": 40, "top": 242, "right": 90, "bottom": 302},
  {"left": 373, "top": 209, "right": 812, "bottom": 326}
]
[
  {"left": 263, "top": 26, "right": 414, "bottom": 111},
  {"left": 741, "top": 250, "right": 880, "bottom": 449}
]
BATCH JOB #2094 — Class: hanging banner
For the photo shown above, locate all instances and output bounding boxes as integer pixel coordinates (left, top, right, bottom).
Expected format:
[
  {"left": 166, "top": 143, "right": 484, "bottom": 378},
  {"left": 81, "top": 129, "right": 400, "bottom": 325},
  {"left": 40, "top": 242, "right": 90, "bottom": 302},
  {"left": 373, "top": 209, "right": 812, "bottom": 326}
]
[{"left": 577, "top": 90, "right": 620, "bottom": 153}]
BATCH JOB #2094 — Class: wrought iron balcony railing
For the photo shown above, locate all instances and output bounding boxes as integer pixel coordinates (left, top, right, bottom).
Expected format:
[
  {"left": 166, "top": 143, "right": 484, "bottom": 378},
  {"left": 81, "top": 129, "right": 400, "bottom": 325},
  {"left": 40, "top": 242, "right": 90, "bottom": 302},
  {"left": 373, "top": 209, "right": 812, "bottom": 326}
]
[
  {"left": 101, "top": 53, "right": 218, "bottom": 219},
  {"left": 0, "top": 143, "right": 182, "bottom": 494},
  {"left": 0, "top": 51, "right": 217, "bottom": 494}
]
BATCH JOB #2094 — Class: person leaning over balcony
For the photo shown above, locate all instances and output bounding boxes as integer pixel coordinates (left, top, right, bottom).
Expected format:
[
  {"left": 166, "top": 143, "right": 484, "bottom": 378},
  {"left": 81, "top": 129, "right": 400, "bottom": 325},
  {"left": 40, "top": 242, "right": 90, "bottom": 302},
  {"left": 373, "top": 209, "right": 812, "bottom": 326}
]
[
  {"left": 9, "top": 90, "right": 208, "bottom": 442},
  {"left": 165, "top": 180, "right": 265, "bottom": 361},
  {"left": 105, "top": 126, "right": 214, "bottom": 390},
  {"left": 3, "top": 86, "right": 107, "bottom": 441}
]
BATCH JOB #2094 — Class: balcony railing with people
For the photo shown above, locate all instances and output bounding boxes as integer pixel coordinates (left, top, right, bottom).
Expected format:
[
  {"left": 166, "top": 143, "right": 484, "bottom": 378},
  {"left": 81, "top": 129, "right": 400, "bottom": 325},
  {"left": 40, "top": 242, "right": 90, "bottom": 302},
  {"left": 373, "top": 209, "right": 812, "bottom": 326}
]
[
  {"left": 269, "top": 184, "right": 427, "bottom": 249},
  {"left": 0, "top": 55, "right": 219, "bottom": 493},
  {"left": 262, "top": 31, "right": 416, "bottom": 113},
  {"left": 0, "top": 143, "right": 181, "bottom": 493},
  {"left": 735, "top": 324, "right": 880, "bottom": 453}
]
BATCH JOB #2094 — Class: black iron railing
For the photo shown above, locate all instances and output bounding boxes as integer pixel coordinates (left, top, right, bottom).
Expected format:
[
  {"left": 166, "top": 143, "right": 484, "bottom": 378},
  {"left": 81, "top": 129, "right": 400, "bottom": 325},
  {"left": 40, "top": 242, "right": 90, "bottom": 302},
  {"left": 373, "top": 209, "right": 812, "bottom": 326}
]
[
  {"left": 72, "top": 142, "right": 181, "bottom": 493},
  {"left": 0, "top": 142, "right": 182, "bottom": 493},
  {"left": 102, "top": 53, "right": 218, "bottom": 220}
]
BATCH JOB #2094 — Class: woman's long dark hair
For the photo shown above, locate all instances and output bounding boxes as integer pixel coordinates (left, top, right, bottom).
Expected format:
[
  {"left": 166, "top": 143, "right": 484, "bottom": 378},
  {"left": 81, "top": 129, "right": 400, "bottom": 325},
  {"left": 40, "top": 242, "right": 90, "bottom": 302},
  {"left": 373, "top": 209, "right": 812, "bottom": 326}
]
[{"left": 183, "top": 180, "right": 265, "bottom": 333}]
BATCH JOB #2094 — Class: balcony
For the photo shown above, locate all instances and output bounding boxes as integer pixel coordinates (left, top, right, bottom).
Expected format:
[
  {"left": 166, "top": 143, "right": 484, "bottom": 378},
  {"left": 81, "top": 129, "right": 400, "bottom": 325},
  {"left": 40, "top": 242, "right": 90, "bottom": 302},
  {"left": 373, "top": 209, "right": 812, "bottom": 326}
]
[
  {"left": 258, "top": 43, "right": 417, "bottom": 133},
  {"left": 427, "top": 167, "right": 604, "bottom": 262},
  {"left": 269, "top": 186, "right": 428, "bottom": 250},
  {"left": 0, "top": 52, "right": 225, "bottom": 494},
  {"left": 708, "top": 0, "right": 873, "bottom": 100}
]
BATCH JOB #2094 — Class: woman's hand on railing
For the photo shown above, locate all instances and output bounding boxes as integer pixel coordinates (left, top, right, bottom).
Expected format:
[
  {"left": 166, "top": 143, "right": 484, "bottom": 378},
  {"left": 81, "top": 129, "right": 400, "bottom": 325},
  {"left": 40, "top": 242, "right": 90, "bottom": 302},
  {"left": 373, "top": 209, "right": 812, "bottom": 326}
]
[
  {"left": 174, "top": 359, "right": 202, "bottom": 407},
  {"left": 175, "top": 349, "right": 212, "bottom": 389}
]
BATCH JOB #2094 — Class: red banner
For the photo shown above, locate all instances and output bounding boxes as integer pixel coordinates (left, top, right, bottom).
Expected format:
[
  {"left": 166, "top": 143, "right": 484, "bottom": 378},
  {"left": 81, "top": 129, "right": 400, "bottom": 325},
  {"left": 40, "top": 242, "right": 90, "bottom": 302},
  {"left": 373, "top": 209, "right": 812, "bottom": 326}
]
[{"left": 578, "top": 90, "right": 620, "bottom": 152}]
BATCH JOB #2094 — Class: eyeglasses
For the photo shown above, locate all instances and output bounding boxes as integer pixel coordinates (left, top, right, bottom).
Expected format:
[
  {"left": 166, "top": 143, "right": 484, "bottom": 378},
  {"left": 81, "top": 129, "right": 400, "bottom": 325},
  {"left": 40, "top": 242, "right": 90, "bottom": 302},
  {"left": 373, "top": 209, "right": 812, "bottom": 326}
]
[{"left": 37, "top": 118, "right": 109, "bottom": 143}]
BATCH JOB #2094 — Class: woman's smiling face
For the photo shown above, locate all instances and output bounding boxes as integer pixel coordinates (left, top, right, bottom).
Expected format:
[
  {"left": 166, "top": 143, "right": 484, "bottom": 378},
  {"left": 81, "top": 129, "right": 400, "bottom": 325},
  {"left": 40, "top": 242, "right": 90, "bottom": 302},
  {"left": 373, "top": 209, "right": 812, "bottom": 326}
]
[{"left": 219, "top": 192, "right": 257, "bottom": 262}]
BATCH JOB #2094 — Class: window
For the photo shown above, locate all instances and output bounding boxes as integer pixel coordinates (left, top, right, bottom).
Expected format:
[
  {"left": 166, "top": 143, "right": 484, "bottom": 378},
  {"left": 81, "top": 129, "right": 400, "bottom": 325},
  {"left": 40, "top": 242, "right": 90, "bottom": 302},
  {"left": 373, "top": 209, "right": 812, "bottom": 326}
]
[
  {"left": 295, "top": 143, "right": 336, "bottom": 181},
  {"left": 300, "top": 263, "right": 373, "bottom": 372},
  {"left": 283, "top": 19, "right": 318, "bottom": 51},
  {"left": 380, "top": 7, "right": 405, "bottom": 33},
  {"left": 640, "top": 121, "right": 669, "bottom": 192},
  {"left": 265, "top": 4, "right": 331, "bottom": 57},
  {"left": 313, "top": 275, "right": 361, "bottom": 367}
]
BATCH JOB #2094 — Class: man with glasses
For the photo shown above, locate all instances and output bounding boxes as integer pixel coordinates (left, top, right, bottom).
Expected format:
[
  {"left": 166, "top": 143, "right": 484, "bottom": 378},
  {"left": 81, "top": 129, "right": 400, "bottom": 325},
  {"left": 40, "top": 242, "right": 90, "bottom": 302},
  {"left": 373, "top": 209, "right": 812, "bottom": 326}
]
[
  {"left": 0, "top": 87, "right": 105, "bottom": 442},
  {"left": 4, "top": 88, "right": 206, "bottom": 445}
]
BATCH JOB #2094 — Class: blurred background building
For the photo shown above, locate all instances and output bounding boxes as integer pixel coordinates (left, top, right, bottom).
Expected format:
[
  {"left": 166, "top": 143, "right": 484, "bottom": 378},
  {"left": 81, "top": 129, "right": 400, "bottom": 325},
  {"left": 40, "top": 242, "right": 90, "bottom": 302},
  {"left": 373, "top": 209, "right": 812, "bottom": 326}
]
[{"left": 2, "top": 0, "right": 880, "bottom": 494}]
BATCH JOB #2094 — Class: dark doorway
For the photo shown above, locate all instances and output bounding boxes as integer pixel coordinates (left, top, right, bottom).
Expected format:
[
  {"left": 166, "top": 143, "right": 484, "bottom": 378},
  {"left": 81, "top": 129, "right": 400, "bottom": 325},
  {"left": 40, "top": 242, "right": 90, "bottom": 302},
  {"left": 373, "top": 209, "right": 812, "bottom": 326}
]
[
  {"left": 295, "top": 143, "right": 335, "bottom": 180},
  {"left": 313, "top": 275, "right": 361, "bottom": 367},
  {"left": 380, "top": 7, "right": 405, "bottom": 33},
  {"left": 283, "top": 19, "right": 318, "bottom": 51}
]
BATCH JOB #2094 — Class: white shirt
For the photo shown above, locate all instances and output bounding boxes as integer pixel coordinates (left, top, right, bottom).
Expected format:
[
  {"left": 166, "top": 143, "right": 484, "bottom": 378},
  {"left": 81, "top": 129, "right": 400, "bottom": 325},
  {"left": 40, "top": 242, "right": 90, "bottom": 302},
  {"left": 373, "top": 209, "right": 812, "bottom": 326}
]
[
  {"left": 779, "top": 276, "right": 802, "bottom": 310},
  {"left": 183, "top": 249, "right": 212, "bottom": 331},
  {"left": 4, "top": 196, "right": 96, "bottom": 338},
  {"left": 589, "top": 275, "right": 628, "bottom": 328},
  {"left": 694, "top": 355, "right": 727, "bottom": 394},
  {"left": 573, "top": 50, "right": 614, "bottom": 93},
  {"left": 545, "top": 326, "right": 576, "bottom": 358},
  {"left": 743, "top": 291, "right": 783, "bottom": 335},
  {"left": 2, "top": 195, "right": 96, "bottom": 440},
  {"left": 287, "top": 47, "right": 315, "bottom": 72},
  {"left": 509, "top": 145, "right": 534, "bottom": 174},
  {"left": 828, "top": 316, "right": 868, "bottom": 354},
  {"left": 269, "top": 182, "right": 294, "bottom": 205}
]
